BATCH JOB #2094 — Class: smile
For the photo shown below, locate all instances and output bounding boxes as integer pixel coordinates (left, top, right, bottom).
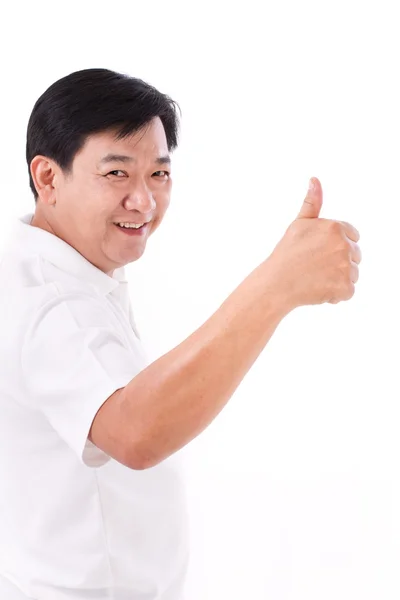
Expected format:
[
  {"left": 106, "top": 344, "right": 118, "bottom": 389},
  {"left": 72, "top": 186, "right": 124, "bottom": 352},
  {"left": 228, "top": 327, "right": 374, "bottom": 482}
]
[
  {"left": 114, "top": 222, "right": 145, "bottom": 229},
  {"left": 113, "top": 222, "right": 149, "bottom": 236}
]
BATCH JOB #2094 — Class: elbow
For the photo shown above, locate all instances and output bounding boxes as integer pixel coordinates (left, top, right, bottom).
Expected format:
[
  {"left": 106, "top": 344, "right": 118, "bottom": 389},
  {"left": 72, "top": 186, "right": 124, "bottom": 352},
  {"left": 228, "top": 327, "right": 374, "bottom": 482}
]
[
  {"left": 125, "top": 439, "right": 161, "bottom": 471},
  {"left": 127, "top": 456, "right": 155, "bottom": 471}
]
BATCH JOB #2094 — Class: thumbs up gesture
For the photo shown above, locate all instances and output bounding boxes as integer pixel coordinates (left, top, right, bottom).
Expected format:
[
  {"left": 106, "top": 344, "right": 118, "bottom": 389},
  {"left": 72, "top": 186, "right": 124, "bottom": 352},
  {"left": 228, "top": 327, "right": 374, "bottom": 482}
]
[
  {"left": 266, "top": 178, "right": 362, "bottom": 308},
  {"left": 297, "top": 177, "right": 324, "bottom": 219}
]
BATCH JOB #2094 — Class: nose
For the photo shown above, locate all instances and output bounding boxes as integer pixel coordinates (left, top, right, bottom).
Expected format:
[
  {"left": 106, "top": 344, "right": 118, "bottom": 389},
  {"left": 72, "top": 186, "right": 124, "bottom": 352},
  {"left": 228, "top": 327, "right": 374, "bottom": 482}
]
[{"left": 122, "top": 181, "right": 156, "bottom": 214}]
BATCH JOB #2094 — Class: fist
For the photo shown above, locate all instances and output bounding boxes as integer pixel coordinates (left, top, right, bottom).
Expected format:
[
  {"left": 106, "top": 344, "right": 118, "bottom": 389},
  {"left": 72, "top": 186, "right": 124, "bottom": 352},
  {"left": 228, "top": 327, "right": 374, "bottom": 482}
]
[{"left": 268, "top": 178, "right": 362, "bottom": 308}]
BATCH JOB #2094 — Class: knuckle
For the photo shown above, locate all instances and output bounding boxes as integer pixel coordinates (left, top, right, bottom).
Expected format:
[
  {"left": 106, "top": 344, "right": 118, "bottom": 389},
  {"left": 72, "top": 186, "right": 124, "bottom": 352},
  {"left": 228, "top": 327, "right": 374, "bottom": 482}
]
[
  {"left": 343, "top": 278, "right": 355, "bottom": 299},
  {"left": 337, "top": 248, "right": 351, "bottom": 270},
  {"left": 343, "top": 264, "right": 353, "bottom": 284},
  {"left": 344, "top": 260, "right": 353, "bottom": 277},
  {"left": 346, "top": 283, "right": 356, "bottom": 299},
  {"left": 329, "top": 279, "right": 355, "bottom": 304},
  {"left": 328, "top": 220, "right": 342, "bottom": 235},
  {"left": 331, "top": 262, "right": 353, "bottom": 295},
  {"left": 341, "top": 238, "right": 352, "bottom": 253},
  {"left": 286, "top": 221, "right": 300, "bottom": 238}
]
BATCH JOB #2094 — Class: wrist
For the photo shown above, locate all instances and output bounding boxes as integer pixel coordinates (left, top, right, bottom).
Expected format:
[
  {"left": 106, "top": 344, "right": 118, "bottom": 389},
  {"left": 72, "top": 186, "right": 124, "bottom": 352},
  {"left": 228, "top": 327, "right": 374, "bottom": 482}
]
[{"left": 258, "top": 257, "right": 300, "bottom": 316}]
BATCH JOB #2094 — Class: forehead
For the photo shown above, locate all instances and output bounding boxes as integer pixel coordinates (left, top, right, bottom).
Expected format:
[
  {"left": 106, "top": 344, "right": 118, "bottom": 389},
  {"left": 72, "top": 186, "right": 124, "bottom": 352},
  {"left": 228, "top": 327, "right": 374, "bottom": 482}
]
[{"left": 78, "top": 117, "right": 169, "bottom": 162}]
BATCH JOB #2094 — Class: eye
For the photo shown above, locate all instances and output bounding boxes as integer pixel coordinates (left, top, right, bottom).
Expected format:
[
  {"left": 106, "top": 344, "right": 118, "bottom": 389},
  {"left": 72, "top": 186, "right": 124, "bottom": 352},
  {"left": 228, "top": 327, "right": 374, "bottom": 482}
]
[
  {"left": 107, "top": 170, "right": 126, "bottom": 177},
  {"left": 153, "top": 170, "right": 170, "bottom": 179}
]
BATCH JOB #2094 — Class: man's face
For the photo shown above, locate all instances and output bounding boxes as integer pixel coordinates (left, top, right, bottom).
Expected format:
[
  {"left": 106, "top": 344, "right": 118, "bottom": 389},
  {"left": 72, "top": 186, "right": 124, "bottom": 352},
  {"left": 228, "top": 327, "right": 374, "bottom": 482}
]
[{"left": 48, "top": 117, "right": 172, "bottom": 273}]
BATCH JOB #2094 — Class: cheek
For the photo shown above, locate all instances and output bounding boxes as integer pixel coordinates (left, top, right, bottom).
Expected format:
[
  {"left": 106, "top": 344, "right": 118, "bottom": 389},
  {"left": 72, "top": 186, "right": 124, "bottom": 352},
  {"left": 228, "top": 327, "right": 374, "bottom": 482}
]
[
  {"left": 57, "top": 176, "right": 116, "bottom": 239},
  {"left": 67, "top": 182, "right": 113, "bottom": 223},
  {"left": 58, "top": 180, "right": 90, "bottom": 218},
  {"left": 149, "top": 194, "right": 170, "bottom": 234},
  {"left": 156, "top": 191, "right": 171, "bottom": 218}
]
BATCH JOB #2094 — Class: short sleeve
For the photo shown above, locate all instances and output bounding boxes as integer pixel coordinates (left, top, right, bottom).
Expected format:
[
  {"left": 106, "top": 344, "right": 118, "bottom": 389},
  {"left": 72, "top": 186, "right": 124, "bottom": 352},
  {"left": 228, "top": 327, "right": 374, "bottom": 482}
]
[{"left": 20, "top": 292, "right": 142, "bottom": 468}]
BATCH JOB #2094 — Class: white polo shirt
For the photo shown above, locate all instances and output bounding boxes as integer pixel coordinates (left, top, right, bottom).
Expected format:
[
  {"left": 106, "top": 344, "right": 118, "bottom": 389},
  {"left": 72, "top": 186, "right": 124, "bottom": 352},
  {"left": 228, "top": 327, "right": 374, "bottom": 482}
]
[{"left": 0, "top": 215, "right": 189, "bottom": 600}]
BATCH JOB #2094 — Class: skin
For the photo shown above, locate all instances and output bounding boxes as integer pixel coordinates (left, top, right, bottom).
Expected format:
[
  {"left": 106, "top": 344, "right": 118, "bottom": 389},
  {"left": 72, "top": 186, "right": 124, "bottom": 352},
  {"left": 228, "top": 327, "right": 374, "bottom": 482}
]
[
  {"left": 30, "top": 117, "right": 172, "bottom": 274},
  {"left": 87, "top": 182, "right": 361, "bottom": 470},
  {"left": 29, "top": 120, "right": 361, "bottom": 470}
]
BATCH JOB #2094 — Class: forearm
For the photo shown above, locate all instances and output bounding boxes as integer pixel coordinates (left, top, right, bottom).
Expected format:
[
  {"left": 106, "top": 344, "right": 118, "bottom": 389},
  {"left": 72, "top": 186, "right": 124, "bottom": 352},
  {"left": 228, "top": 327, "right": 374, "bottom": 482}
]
[{"left": 122, "top": 259, "right": 292, "bottom": 468}]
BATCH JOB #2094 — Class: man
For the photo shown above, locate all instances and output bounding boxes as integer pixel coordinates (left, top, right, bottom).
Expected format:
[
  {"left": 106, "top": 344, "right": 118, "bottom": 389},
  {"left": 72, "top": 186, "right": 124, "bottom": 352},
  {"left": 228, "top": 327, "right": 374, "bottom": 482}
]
[{"left": 0, "top": 68, "right": 361, "bottom": 600}]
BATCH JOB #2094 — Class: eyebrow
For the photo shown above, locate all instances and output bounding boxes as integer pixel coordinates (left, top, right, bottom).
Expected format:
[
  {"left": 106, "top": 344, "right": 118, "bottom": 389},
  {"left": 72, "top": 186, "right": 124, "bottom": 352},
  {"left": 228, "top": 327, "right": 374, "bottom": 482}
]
[{"left": 98, "top": 153, "right": 171, "bottom": 166}]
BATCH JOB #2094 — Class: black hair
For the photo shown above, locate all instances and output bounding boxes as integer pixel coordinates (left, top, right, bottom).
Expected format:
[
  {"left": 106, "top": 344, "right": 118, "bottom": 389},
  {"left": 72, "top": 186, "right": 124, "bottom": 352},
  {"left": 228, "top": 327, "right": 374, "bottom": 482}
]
[{"left": 26, "top": 68, "right": 180, "bottom": 199}]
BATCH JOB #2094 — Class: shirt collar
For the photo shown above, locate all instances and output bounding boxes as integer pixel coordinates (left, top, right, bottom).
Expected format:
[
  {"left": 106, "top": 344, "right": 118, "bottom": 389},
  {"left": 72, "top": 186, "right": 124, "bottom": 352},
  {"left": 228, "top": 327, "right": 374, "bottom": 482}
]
[{"left": 13, "top": 214, "right": 126, "bottom": 296}]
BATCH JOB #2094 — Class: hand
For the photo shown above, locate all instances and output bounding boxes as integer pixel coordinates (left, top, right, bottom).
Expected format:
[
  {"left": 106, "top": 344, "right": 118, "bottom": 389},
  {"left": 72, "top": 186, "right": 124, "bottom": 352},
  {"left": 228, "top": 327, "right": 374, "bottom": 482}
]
[{"left": 267, "top": 177, "right": 362, "bottom": 308}]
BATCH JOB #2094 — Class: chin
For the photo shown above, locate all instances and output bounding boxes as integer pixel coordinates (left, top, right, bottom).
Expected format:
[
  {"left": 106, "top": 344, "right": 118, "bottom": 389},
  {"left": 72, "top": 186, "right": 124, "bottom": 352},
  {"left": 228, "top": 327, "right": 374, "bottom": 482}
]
[{"left": 119, "top": 247, "right": 146, "bottom": 265}]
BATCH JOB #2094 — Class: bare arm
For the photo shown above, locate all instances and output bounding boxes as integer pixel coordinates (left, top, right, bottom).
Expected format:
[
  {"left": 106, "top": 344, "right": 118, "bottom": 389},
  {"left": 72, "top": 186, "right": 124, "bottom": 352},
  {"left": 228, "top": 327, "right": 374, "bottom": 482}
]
[
  {"left": 89, "top": 178, "right": 361, "bottom": 469},
  {"left": 89, "top": 258, "right": 290, "bottom": 469}
]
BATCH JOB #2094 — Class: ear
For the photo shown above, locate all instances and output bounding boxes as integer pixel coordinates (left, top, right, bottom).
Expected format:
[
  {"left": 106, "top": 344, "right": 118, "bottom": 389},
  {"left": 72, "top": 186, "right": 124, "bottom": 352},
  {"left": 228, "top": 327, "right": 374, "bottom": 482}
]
[{"left": 30, "top": 155, "right": 58, "bottom": 206}]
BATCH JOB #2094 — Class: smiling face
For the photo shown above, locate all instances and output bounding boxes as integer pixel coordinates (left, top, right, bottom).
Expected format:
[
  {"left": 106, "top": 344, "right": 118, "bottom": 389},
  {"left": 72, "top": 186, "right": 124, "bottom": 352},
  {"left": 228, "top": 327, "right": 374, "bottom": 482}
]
[{"left": 31, "top": 117, "right": 172, "bottom": 273}]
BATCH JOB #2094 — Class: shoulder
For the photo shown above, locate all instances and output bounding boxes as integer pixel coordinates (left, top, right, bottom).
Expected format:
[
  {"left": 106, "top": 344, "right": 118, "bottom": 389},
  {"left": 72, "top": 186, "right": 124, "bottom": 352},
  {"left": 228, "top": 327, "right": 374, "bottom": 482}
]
[
  {"left": 1, "top": 248, "right": 109, "bottom": 318},
  {"left": 0, "top": 261, "right": 117, "bottom": 364}
]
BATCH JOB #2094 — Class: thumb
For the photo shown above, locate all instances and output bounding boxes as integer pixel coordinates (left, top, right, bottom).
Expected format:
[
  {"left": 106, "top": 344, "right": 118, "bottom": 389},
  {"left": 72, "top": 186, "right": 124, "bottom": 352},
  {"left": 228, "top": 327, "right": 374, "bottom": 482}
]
[{"left": 297, "top": 177, "right": 323, "bottom": 219}]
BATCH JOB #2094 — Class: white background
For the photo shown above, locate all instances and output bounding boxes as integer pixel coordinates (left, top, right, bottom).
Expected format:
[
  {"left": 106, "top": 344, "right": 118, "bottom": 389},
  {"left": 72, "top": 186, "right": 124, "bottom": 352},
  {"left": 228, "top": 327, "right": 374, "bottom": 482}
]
[{"left": 1, "top": 1, "right": 399, "bottom": 598}]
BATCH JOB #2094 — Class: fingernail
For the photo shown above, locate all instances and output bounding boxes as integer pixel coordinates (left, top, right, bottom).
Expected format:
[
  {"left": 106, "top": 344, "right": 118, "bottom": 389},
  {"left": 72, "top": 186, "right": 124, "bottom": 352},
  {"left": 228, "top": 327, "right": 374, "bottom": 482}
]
[{"left": 308, "top": 178, "right": 315, "bottom": 191}]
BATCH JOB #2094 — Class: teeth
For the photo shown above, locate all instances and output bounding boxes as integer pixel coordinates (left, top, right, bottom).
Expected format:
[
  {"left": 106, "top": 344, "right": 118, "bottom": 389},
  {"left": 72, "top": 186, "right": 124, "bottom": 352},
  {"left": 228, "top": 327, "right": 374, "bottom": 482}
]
[{"left": 116, "top": 222, "right": 144, "bottom": 229}]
